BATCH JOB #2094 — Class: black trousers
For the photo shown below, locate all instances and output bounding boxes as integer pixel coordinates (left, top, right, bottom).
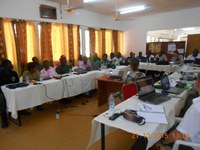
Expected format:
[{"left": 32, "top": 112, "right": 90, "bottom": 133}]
[{"left": 0, "top": 93, "right": 8, "bottom": 123}]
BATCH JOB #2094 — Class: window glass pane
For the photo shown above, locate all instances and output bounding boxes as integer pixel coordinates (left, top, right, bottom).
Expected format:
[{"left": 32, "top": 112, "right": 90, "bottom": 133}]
[{"left": 85, "top": 30, "right": 90, "bottom": 57}]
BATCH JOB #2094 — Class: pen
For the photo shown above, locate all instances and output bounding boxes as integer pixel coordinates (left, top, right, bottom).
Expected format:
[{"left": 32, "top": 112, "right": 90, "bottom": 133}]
[{"left": 142, "top": 104, "right": 152, "bottom": 110}]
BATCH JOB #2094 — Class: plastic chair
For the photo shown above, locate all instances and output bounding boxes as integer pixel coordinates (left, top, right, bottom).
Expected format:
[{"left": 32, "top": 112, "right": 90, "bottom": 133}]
[
  {"left": 122, "top": 83, "right": 138, "bottom": 100},
  {"left": 161, "top": 117, "right": 200, "bottom": 150}
]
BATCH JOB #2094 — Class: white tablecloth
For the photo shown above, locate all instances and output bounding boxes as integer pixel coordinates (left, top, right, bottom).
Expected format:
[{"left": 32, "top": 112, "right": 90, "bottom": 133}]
[
  {"left": 139, "top": 62, "right": 181, "bottom": 73},
  {"left": 87, "top": 95, "right": 183, "bottom": 150},
  {"left": 1, "top": 71, "right": 105, "bottom": 119}
]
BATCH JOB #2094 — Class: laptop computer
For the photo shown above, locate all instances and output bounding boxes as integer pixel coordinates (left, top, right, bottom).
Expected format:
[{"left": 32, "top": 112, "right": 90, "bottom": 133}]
[
  {"left": 160, "top": 75, "right": 184, "bottom": 94},
  {"left": 91, "top": 62, "right": 100, "bottom": 70},
  {"left": 136, "top": 76, "right": 170, "bottom": 105},
  {"left": 6, "top": 82, "right": 29, "bottom": 89}
]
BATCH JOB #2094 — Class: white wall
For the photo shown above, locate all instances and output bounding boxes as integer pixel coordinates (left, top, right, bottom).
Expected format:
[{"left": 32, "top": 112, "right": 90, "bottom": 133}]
[
  {"left": 0, "top": 0, "right": 122, "bottom": 30},
  {"left": 122, "top": 7, "right": 200, "bottom": 56}
]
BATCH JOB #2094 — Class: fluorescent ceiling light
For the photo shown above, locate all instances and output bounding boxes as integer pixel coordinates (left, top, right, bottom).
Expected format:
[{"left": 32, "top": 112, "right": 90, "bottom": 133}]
[
  {"left": 120, "top": 5, "right": 146, "bottom": 14},
  {"left": 83, "top": 0, "right": 99, "bottom": 3},
  {"left": 182, "top": 27, "right": 195, "bottom": 31}
]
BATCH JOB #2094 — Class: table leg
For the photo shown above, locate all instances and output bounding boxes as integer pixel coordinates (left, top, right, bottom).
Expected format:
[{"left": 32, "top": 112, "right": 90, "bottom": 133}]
[{"left": 101, "top": 123, "right": 105, "bottom": 150}]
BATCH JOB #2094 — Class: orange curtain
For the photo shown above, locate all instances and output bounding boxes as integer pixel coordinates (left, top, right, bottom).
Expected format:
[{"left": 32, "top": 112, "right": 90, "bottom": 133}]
[
  {"left": 72, "top": 25, "right": 80, "bottom": 65},
  {"left": 112, "top": 30, "right": 118, "bottom": 53},
  {"left": 68, "top": 24, "right": 75, "bottom": 66},
  {"left": 40, "top": 23, "right": 53, "bottom": 63},
  {"left": 101, "top": 29, "right": 106, "bottom": 55},
  {"left": 15, "top": 20, "right": 27, "bottom": 75},
  {"left": 0, "top": 18, "right": 7, "bottom": 60},
  {"left": 118, "top": 31, "right": 123, "bottom": 54},
  {"left": 95, "top": 29, "right": 102, "bottom": 59},
  {"left": 26, "top": 21, "right": 39, "bottom": 62},
  {"left": 105, "top": 29, "right": 113, "bottom": 55},
  {"left": 3, "top": 19, "right": 19, "bottom": 74},
  {"left": 89, "top": 28, "right": 95, "bottom": 55}
]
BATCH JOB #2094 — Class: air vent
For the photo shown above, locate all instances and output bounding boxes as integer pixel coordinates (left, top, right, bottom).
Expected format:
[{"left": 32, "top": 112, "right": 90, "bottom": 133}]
[{"left": 40, "top": 5, "right": 57, "bottom": 20}]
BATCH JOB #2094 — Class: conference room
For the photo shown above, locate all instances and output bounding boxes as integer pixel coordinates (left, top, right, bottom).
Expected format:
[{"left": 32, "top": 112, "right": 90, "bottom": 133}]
[{"left": 0, "top": 0, "right": 200, "bottom": 150}]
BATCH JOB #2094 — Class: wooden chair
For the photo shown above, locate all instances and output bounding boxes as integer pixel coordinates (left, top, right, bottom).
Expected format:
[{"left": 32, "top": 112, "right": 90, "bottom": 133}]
[{"left": 122, "top": 83, "right": 138, "bottom": 100}]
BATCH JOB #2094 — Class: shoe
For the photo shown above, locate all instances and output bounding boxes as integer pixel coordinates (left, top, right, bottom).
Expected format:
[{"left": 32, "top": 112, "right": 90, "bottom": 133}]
[
  {"left": 1, "top": 120, "right": 8, "bottom": 128},
  {"left": 18, "top": 110, "right": 32, "bottom": 116},
  {"left": 36, "top": 106, "right": 44, "bottom": 111}
]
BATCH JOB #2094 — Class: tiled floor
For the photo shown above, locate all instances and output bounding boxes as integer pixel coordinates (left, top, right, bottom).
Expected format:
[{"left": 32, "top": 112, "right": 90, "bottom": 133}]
[{"left": 0, "top": 90, "right": 134, "bottom": 150}]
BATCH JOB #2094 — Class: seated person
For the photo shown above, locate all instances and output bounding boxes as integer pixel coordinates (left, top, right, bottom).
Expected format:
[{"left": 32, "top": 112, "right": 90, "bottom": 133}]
[
  {"left": 186, "top": 48, "right": 200, "bottom": 61},
  {"left": 156, "top": 50, "right": 168, "bottom": 62},
  {"left": 116, "top": 52, "right": 125, "bottom": 65},
  {"left": 90, "top": 53, "right": 101, "bottom": 70},
  {"left": 123, "top": 58, "right": 146, "bottom": 84},
  {"left": 0, "top": 59, "right": 19, "bottom": 128},
  {"left": 125, "top": 52, "right": 135, "bottom": 65},
  {"left": 101, "top": 53, "right": 109, "bottom": 68},
  {"left": 41, "top": 60, "right": 60, "bottom": 80},
  {"left": 108, "top": 52, "right": 119, "bottom": 66},
  {"left": 171, "top": 51, "right": 184, "bottom": 64},
  {"left": 56, "top": 55, "right": 70, "bottom": 74},
  {"left": 23, "top": 62, "right": 40, "bottom": 83},
  {"left": 32, "top": 56, "right": 43, "bottom": 71},
  {"left": 159, "top": 72, "right": 200, "bottom": 150},
  {"left": 78, "top": 56, "right": 91, "bottom": 71},
  {"left": 0, "top": 59, "right": 31, "bottom": 127},
  {"left": 115, "top": 58, "right": 146, "bottom": 101},
  {"left": 146, "top": 51, "right": 154, "bottom": 63},
  {"left": 23, "top": 62, "right": 43, "bottom": 111},
  {"left": 136, "top": 51, "right": 146, "bottom": 62}
]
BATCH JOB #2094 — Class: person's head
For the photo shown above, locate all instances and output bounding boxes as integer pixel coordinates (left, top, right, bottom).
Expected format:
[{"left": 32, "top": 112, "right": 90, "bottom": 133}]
[
  {"left": 110, "top": 52, "right": 115, "bottom": 59},
  {"left": 43, "top": 60, "right": 50, "bottom": 70},
  {"left": 32, "top": 56, "right": 39, "bottom": 64},
  {"left": 102, "top": 53, "right": 108, "bottom": 61},
  {"left": 173, "top": 51, "right": 179, "bottom": 57},
  {"left": 27, "top": 62, "right": 37, "bottom": 73},
  {"left": 1, "top": 59, "right": 13, "bottom": 71},
  {"left": 196, "top": 72, "right": 200, "bottom": 95},
  {"left": 130, "top": 58, "right": 139, "bottom": 71},
  {"left": 59, "top": 55, "right": 67, "bottom": 65},
  {"left": 139, "top": 51, "right": 142, "bottom": 57},
  {"left": 92, "top": 53, "right": 98, "bottom": 61},
  {"left": 116, "top": 52, "right": 121, "bottom": 58},
  {"left": 192, "top": 49, "right": 199, "bottom": 57},
  {"left": 82, "top": 56, "right": 88, "bottom": 64},
  {"left": 130, "top": 52, "right": 134, "bottom": 57}
]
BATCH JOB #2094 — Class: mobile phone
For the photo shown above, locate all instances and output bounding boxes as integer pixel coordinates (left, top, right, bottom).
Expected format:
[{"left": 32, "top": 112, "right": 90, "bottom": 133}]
[{"left": 109, "top": 113, "right": 121, "bottom": 120}]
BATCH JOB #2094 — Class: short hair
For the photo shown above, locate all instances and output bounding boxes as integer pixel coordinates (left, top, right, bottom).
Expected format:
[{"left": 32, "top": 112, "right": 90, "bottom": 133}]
[
  {"left": 27, "top": 62, "right": 36, "bottom": 71},
  {"left": 130, "top": 58, "right": 139, "bottom": 70},
  {"left": 1, "top": 59, "right": 11, "bottom": 68}
]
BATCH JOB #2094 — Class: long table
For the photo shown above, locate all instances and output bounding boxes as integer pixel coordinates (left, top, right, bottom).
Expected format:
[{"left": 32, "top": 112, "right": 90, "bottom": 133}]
[
  {"left": 87, "top": 72, "right": 193, "bottom": 150},
  {"left": 1, "top": 70, "right": 104, "bottom": 119},
  {"left": 139, "top": 62, "right": 181, "bottom": 73},
  {"left": 1, "top": 66, "right": 130, "bottom": 120}
]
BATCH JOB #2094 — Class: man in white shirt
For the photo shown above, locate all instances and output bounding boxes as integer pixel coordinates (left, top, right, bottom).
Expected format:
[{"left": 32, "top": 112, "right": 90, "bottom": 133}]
[
  {"left": 161, "top": 72, "right": 200, "bottom": 150},
  {"left": 186, "top": 48, "right": 200, "bottom": 61}
]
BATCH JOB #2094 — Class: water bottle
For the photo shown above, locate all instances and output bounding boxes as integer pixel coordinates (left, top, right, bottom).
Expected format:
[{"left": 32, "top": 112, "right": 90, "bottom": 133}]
[
  {"left": 25, "top": 76, "right": 29, "bottom": 84},
  {"left": 109, "top": 93, "right": 115, "bottom": 114},
  {"left": 55, "top": 109, "right": 60, "bottom": 119},
  {"left": 39, "top": 73, "right": 43, "bottom": 82}
]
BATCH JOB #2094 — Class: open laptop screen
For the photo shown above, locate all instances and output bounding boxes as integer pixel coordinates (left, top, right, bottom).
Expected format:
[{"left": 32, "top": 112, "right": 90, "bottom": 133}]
[
  {"left": 136, "top": 76, "right": 155, "bottom": 97},
  {"left": 160, "top": 75, "right": 170, "bottom": 90}
]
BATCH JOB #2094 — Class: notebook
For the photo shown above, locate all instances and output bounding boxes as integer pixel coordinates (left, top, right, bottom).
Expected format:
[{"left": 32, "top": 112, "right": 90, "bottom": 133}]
[
  {"left": 160, "top": 75, "right": 184, "bottom": 94},
  {"left": 136, "top": 76, "right": 170, "bottom": 105},
  {"left": 6, "top": 82, "right": 29, "bottom": 89}
]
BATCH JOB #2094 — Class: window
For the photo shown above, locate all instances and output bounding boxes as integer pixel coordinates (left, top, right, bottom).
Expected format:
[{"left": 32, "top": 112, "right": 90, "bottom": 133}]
[{"left": 79, "top": 27, "right": 90, "bottom": 57}]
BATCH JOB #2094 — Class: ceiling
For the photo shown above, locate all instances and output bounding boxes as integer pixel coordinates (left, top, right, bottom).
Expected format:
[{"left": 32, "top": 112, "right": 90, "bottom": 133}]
[{"left": 48, "top": 0, "right": 200, "bottom": 19}]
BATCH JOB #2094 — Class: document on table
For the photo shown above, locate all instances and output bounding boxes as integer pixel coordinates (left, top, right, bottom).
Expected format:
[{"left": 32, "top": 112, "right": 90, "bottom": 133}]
[{"left": 136, "top": 103, "right": 168, "bottom": 124}]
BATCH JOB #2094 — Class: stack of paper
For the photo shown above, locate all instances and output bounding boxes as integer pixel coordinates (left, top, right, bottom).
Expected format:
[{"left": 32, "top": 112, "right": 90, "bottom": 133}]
[{"left": 136, "top": 103, "right": 168, "bottom": 124}]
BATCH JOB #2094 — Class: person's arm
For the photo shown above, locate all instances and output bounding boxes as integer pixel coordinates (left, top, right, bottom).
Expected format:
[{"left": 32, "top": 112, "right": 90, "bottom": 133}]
[{"left": 162, "top": 129, "right": 183, "bottom": 145}]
